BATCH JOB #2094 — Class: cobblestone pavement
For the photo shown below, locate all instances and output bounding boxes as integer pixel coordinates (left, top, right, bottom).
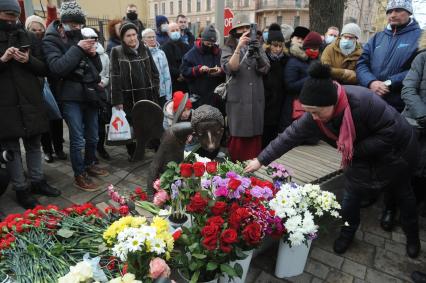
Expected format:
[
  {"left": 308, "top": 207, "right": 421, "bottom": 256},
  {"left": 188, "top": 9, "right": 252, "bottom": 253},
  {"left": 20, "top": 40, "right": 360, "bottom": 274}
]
[{"left": 0, "top": 142, "right": 425, "bottom": 283}]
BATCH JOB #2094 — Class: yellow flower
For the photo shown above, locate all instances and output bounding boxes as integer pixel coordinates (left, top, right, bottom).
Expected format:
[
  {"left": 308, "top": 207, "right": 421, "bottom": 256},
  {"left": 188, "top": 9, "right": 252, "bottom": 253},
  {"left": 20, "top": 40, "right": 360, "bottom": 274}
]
[
  {"left": 151, "top": 216, "right": 169, "bottom": 233},
  {"left": 103, "top": 216, "right": 147, "bottom": 245}
]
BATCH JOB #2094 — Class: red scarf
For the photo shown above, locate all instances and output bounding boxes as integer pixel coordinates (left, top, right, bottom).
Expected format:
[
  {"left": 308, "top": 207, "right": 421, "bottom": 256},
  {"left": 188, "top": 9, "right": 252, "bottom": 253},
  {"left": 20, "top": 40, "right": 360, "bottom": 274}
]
[{"left": 315, "top": 83, "right": 356, "bottom": 168}]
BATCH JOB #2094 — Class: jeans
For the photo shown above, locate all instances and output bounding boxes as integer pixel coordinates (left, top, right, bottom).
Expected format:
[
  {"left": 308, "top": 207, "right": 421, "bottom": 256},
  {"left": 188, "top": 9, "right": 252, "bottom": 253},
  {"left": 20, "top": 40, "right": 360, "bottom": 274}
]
[
  {"left": 0, "top": 135, "right": 43, "bottom": 191},
  {"left": 62, "top": 102, "right": 99, "bottom": 176}
]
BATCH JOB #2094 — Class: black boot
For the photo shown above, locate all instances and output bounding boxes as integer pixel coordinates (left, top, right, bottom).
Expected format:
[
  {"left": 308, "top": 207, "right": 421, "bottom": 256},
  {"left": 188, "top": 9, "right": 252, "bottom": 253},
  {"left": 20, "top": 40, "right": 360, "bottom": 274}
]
[
  {"left": 333, "top": 234, "right": 354, "bottom": 254},
  {"left": 97, "top": 148, "right": 111, "bottom": 161},
  {"left": 31, "top": 180, "right": 61, "bottom": 197},
  {"left": 44, "top": 153, "right": 54, "bottom": 163},
  {"left": 380, "top": 209, "right": 395, "bottom": 232},
  {"left": 54, "top": 151, "right": 68, "bottom": 160},
  {"left": 16, "top": 190, "right": 40, "bottom": 209},
  {"left": 406, "top": 237, "right": 421, "bottom": 258},
  {"left": 412, "top": 271, "right": 426, "bottom": 283}
]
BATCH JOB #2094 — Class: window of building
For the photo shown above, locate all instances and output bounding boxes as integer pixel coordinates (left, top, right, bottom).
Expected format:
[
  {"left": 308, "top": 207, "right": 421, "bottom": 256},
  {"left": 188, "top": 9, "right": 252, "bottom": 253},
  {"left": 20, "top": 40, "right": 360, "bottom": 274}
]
[
  {"left": 154, "top": 4, "right": 158, "bottom": 16},
  {"left": 178, "top": 0, "right": 182, "bottom": 13},
  {"left": 196, "top": 0, "right": 201, "bottom": 12},
  {"left": 162, "top": 2, "right": 166, "bottom": 14},
  {"left": 226, "top": 0, "right": 233, "bottom": 8},
  {"left": 207, "top": 0, "right": 211, "bottom": 11},
  {"left": 295, "top": 0, "right": 302, "bottom": 8},
  {"left": 277, "top": 16, "right": 283, "bottom": 25},
  {"left": 170, "top": 2, "right": 174, "bottom": 14},
  {"left": 244, "top": 0, "right": 249, "bottom": 6},
  {"left": 263, "top": 17, "right": 266, "bottom": 28},
  {"left": 293, "top": 15, "right": 300, "bottom": 26},
  {"left": 187, "top": 0, "right": 191, "bottom": 13}
]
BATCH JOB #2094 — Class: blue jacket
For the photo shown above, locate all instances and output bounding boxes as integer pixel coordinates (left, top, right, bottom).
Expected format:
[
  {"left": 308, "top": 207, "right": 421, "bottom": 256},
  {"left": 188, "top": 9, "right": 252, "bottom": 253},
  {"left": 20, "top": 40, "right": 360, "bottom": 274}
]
[
  {"left": 356, "top": 19, "right": 421, "bottom": 111},
  {"left": 149, "top": 44, "right": 172, "bottom": 100}
]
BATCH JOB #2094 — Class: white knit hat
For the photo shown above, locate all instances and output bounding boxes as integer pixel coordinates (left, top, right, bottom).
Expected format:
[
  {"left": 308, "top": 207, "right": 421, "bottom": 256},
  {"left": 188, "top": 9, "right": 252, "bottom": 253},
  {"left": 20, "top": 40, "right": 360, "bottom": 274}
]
[
  {"left": 341, "top": 23, "right": 361, "bottom": 39},
  {"left": 25, "top": 15, "right": 46, "bottom": 30},
  {"left": 386, "top": 0, "right": 413, "bottom": 14}
]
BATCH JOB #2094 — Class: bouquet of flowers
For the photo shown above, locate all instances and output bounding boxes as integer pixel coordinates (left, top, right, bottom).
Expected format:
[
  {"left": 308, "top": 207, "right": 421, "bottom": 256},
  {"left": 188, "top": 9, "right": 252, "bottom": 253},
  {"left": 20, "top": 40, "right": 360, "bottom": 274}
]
[
  {"left": 266, "top": 162, "right": 292, "bottom": 188},
  {"left": 103, "top": 216, "right": 174, "bottom": 282},
  {"left": 269, "top": 183, "right": 341, "bottom": 247}
]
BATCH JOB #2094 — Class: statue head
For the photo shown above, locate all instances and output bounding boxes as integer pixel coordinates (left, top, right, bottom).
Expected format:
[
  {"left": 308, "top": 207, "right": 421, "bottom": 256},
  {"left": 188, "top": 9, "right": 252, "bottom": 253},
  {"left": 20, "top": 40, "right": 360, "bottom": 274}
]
[{"left": 191, "top": 105, "right": 224, "bottom": 152}]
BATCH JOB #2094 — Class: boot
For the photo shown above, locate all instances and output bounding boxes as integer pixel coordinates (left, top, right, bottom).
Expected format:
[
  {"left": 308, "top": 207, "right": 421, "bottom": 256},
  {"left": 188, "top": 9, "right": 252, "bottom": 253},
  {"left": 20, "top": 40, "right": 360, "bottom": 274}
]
[
  {"left": 333, "top": 234, "right": 354, "bottom": 254},
  {"left": 412, "top": 271, "right": 426, "bottom": 283},
  {"left": 380, "top": 209, "right": 395, "bottom": 232},
  {"left": 54, "top": 151, "right": 68, "bottom": 160},
  {"left": 44, "top": 153, "right": 54, "bottom": 163},
  {"left": 406, "top": 237, "right": 421, "bottom": 258},
  {"left": 16, "top": 190, "right": 40, "bottom": 209},
  {"left": 31, "top": 180, "right": 61, "bottom": 197},
  {"left": 97, "top": 148, "right": 111, "bottom": 161}
]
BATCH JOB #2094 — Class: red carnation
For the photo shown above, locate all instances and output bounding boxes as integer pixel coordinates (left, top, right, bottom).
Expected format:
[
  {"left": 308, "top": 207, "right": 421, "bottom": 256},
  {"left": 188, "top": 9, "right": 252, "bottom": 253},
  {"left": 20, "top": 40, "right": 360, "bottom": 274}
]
[
  {"left": 173, "top": 228, "right": 183, "bottom": 241},
  {"left": 206, "top": 216, "right": 225, "bottom": 227},
  {"left": 202, "top": 235, "right": 218, "bottom": 250},
  {"left": 211, "top": 201, "right": 227, "bottom": 216},
  {"left": 119, "top": 205, "right": 130, "bottom": 216},
  {"left": 221, "top": 228, "right": 238, "bottom": 244},
  {"left": 242, "top": 223, "right": 262, "bottom": 246},
  {"left": 228, "top": 178, "right": 242, "bottom": 191},
  {"left": 206, "top": 162, "right": 218, "bottom": 174},
  {"left": 193, "top": 162, "right": 205, "bottom": 177},
  {"left": 180, "top": 163, "right": 193, "bottom": 178},
  {"left": 186, "top": 192, "right": 209, "bottom": 214}
]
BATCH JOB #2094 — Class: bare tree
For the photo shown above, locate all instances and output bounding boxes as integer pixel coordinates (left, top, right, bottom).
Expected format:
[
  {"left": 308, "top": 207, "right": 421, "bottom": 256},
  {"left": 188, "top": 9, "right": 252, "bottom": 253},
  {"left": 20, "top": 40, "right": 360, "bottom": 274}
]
[{"left": 309, "top": 0, "right": 347, "bottom": 34}]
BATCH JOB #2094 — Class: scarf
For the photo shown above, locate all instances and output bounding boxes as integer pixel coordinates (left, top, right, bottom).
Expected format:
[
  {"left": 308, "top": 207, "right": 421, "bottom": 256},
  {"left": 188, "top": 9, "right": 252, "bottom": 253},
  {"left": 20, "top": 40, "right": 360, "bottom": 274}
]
[{"left": 315, "top": 83, "right": 356, "bottom": 168}]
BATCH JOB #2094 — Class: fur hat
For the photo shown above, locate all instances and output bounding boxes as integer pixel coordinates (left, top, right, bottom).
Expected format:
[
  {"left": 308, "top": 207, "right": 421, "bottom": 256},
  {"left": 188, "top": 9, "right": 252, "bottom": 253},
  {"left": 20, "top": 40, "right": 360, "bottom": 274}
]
[
  {"left": 291, "top": 26, "right": 310, "bottom": 39},
  {"left": 60, "top": 1, "right": 85, "bottom": 24},
  {"left": 299, "top": 63, "right": 337, "bottom": 107},
  {"left": 303, "top": 31, "right": 323, "bottom": 49},
  {"left": 25, "top": 15, "right": 46, "bottom": 30},
  {"left": 386, "top": 0, "right": 413, "bottom": 14},
  {"left": 267, "top": 23, "right": 284, "bottom": 43},
  {"left": 341, "top": 23, "right": 362, "bottom": 39},
  {"left": 0, "top": 0, "right": 20, "bottom": 14}
]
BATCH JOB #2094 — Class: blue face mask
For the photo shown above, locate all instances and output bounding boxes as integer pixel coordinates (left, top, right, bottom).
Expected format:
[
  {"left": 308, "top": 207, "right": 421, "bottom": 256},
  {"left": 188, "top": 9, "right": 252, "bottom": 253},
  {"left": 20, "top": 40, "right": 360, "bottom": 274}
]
[
  {"left": 339, "top": 38, "right": 355, "bottom": 50},
  {"left": 170, "top": 31, "right": 181, "bottom": 41},
  {"left": 325, "top": 35, "right": 336, "bottom": 44},
  {"left": 263, "top": 31, "right": 268, "bottom": 42}
]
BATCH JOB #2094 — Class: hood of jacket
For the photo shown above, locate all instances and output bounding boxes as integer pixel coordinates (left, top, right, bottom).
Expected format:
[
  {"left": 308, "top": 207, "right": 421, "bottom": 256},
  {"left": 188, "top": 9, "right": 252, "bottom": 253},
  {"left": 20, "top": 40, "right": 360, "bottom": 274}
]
[
  {"left": 331, "top": 37, "right": 363, "bottom": 58},
  {"left": 385, "top": 18, "right": 420, "bottom": 36},
  {"left": 156, "top": 15, "right": 169, "bottom": 29},
  {"left": 288, "top": 42, "right": 308, "bottom": 61},
  {"left": 148, "top": 42, "right": 161, "bottom": 53},
  {"left": 418, "top": 30, "right": 426, "bottom": 51},
  {"left": 44, "top": 19, "right": 62, "bottom": 40}
]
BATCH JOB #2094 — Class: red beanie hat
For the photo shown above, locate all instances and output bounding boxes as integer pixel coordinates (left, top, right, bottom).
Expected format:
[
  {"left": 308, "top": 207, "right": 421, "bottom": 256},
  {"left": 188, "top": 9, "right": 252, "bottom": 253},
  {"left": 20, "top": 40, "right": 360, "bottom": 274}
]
[
  {"left": 173, "top": 91, "right": 192, "bottom": 113},
  {"left": 303, "top": 31, "right": 323, "bottom": 49}
]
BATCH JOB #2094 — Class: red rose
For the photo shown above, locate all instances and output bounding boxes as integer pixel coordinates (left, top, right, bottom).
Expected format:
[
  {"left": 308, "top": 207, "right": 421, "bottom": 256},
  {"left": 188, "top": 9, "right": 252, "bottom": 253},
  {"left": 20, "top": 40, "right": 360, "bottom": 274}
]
[
  {"left": 211, "top": 201, "right": 227, "bottom": 216},
  {"left": 180, "top": 163, "right": 193, "bottom": 178},
  {"left": 201, "top": 224, "right": 221, "bottom": 238},
  {"left": 119, "top": 205, "right": 129, "bottom": 216},
  {"left": 202, "top": 235, "right": 218, "bottom": 250},
  {"left": 187, "top": 192, "right": 209, "bottom": 214},
  {"left": 193, "top": 162, "right": 205, "bottom": 177},
  {"left": 242, "top": 223, "right": 262, "bottom": 246},
  {"left": 220, "top": 243, "right": 232, "bottom": 253},
  {"left": 206, "top": 162, "right": 218, "bottom": 174},
  {"left": 229, "top": 207, "right": 250, "bottom": 230},
  {"left": 221, "top": 228, "right": 238, "bottom": 244},
  {"left": 173, "top": 228, "right": 182, "bottom": 241},
  {"left": 228, "top": 178, "right": 242, "bottom": 191},
  {"left": 206, "top": 216, "right": 225, "bottom": 227}
]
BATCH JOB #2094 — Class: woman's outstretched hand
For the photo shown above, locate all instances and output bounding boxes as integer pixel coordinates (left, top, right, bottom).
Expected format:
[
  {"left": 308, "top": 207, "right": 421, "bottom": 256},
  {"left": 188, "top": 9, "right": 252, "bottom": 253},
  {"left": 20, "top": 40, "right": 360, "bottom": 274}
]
[{"left": 244, "top": 158, "right": 262, "bottom": 173}]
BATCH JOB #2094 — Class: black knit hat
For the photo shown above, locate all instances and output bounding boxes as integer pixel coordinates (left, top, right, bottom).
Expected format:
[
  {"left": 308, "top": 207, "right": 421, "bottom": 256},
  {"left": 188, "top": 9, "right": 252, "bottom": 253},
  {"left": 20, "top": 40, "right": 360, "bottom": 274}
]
[
  {"left": 60, "top": 1, "right": 85, "bottom": 24},
  {"left": 267, "top": 23, "right": 284, "bottom": 43},
  {"left": 202, "top": 25, "right": 217, "bottom": 43},
  {"left": 291, "top": 26, "right": 310, "bottom": 39},
  {"left": 0, "top": 0, "right": 20, "bottom": 14},
  {"left": 299, "top": 63, "right": 337, "bottom": 107},
  {"left": 119, "top": 22, "right": 138, "bottom": 39}
]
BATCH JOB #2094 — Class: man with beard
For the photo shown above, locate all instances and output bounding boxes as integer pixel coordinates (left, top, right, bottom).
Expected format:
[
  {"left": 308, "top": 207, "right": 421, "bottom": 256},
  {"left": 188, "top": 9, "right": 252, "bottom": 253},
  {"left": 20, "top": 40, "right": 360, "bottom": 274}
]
[
  {"left": 0, "top": 0, "right": 60, "bottom": 209},
  {"left": 43, "top": 1, "right": 109, "bottom": 192}
]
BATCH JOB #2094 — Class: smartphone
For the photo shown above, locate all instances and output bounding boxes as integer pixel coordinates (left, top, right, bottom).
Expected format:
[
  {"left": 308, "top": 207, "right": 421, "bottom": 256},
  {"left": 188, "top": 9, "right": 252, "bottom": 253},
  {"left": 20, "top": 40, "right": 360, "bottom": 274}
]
[
  {"left": 19, "top": 45, "right": 30, "bottom": 52},
  {"left": 250, "top": 23, "right": 257, "bottom": 41}
]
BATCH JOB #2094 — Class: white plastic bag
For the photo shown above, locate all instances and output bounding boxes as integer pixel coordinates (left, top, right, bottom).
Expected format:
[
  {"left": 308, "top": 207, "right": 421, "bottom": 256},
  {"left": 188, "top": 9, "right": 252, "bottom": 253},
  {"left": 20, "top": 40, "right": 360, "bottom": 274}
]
[{"left": 107, "top": 108, "right": 132, "bottom": 141}]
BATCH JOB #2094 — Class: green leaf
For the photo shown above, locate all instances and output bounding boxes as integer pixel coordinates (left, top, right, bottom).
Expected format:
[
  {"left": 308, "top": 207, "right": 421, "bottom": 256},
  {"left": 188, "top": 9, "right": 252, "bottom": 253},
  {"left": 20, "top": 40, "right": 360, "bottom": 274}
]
[
  {"left": 234, "top": 262, "right": 243, "bottom": 278},
  {"left": 220, "top": 263, "right": 237, "bottom": 277},
  {"left": 235, "top": 247, "right": 249, "bottom": 260},
  {"left": 206, "top": 262, "right": 218, "bottom": 271},
  {"left": 51, "top": 244, "right": 65, "bottom": 256},
  {"left": 57, "top": 228, "right": 74, "bottom": 238},
  {"left": 192, "top": 253, "right": 207, "bottom": 259},
  {"left": 98, "top": 243, "right": 108, "bottom": 253},
  {"left": 188, "top": 242, "right": 199, "bottom": 252},
  {"left": 190, "top": 271, "right": 200, "bottom": 283},
  {"left": 189, "top": 261, "right": 198, "bottom": 271}
]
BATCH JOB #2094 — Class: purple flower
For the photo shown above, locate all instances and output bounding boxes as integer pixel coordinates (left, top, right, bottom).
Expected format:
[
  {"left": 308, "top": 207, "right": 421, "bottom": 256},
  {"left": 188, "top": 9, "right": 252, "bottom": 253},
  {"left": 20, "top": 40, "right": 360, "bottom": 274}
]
[
  {"left": 201, "top": 179, "right": 211, "bottom": 188},
  {"left": 226, "top": 171, "right": 238, "bottom": 178},
  {"left": 171, "top": 183, "right": 179, "bottom": 200},
  {"left": 250, "top": 186, "right": 264, "bottom": 198},
  {"left": 212, "top": 176, "right": 227, "bottom": 187},
  {"left": 174, "top": 179, "right": 182, "bottom": 187},
  {"left": 262, "top": 187, "right": 273, "bottom": 199},
  {"left": 240, "top": 177, "right": 251, "bottom": 188},
  {"left": 308, "top": 233, "right": 318, "bottom": 241},
  {"left": 215, "top": 186, "right": 229, "bottom": 197}
]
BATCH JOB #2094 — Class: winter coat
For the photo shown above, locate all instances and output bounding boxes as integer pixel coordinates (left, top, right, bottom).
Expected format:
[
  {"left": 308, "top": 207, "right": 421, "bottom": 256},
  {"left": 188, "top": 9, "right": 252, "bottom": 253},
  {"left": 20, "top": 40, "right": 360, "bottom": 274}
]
[
  {"left": 43, "top": 20, "right": 102, "bottom": 102},
  {"left": 263, "top": 52, "right": 288, "bottom": 126},
  {"left": 161, "top": 39, "right": 190, "bottom": 93},
  {"left": 149, "top": 43, "right": 172, "bottom": 100},
  {"left": 156, "top": 31, "right": 169, "bottom": 46},
  {"left": 181, "top": 29, "right": 195, "bottom": 48},
  {"left": 356, "top": 19, "right": 422, "bottom": 112},
  {"left": 284, "top": 43, "right": 317, "bottom": 97},
  {"left": 181, "top": 39, "right": 225, "bottom": 109},
  {"left": 258, "top": 85, "right": 418, "bottom": 192},
  {"left": 0, "top": 28, "right": 49, "bottom": 140},
  {"left": 106, "top": 37, "right": 120, "bottom": 56},
  {"left": 402, "top": 32, "right": 426, "bottom": 124},
  {"left": 97, "top": 43, "right": 110, "bottom": 87},
  {"left": 221, "top": 43, "right": 270, "bottom": 137},
  {"left": 110, "top": 42, "right": 160, "bottom": 118},
  {"left": 321, "top": 38, "right": 363, "bottom": 84}
]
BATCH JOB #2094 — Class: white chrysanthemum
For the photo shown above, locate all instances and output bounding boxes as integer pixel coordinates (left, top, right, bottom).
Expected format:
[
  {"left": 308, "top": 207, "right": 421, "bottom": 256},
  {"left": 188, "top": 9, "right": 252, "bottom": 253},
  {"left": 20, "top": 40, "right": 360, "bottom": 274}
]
[
  {"left": 112, "top": 242, "right": 129, "bottom": 261},
  {"left": 126, "top": 237, "right": 143, "bottom": 252},
  {"left": 149, "top": 237, "right": 166, "bottom": 254}
]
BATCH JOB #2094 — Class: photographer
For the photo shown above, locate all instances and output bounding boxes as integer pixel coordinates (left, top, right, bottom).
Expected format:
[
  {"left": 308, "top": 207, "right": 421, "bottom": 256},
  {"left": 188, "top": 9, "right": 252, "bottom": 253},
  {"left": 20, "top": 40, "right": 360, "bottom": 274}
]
[
  {"left": 43, "top": 1, "right": 109, "bottom": 192},
  {"left": 0, "top": 0, "right": 60, "bottom": 209},
  {"left": 221, "top": 16, "right": 270, "bottom": 162}
]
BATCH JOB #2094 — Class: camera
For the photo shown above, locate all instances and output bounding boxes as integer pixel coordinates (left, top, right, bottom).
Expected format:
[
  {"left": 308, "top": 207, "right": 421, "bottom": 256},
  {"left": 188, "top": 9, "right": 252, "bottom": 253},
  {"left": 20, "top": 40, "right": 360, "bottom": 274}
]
[
  {"left": 248, "top": 23, "right": 258, "bottom": 57},
  {"left": 0, "top": 149, "right": 13, "bottom": 197},
  {"left": 0, "top": 150, "right": 13, "bottom": 164},
  {"left": 74, "top": 58, "right": 89, "bottom": 78}
]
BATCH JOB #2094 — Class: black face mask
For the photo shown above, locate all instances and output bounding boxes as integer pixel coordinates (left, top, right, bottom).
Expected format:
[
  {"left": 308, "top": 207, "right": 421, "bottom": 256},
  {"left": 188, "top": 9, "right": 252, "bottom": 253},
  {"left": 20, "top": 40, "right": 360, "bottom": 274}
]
[
  {"left": 65, "top": 29, "right": 82, "bottom": 40},
  {"left": 0, "top": 19, "right": 18, "bottom": 32},
  {"left": 127, "top": 12, "right": 138, "bottom": 21},
  {"left": 234, "top": 32, "right": 243, "bottom": 39},
  {"left": 202, "top": 44, "right": 213, "bottom": 53}
]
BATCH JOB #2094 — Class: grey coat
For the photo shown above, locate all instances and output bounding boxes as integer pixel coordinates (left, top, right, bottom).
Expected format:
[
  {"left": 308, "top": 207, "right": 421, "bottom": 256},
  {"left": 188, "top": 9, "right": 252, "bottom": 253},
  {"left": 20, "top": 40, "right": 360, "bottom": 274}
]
[{"left": 221, "top": 44, "right": 270, "bottom": 137}]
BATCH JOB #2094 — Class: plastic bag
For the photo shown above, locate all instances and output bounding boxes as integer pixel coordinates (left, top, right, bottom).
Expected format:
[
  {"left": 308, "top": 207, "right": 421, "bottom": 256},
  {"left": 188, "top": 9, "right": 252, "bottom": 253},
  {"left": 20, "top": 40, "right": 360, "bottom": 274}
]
[{"left": 107, "top": 108, "right": 132, "bottom": 141}]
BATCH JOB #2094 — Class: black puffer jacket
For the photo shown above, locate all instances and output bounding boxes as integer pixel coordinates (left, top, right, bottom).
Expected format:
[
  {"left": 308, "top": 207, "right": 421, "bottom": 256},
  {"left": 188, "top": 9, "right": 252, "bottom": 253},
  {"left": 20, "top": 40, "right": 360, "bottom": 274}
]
[
  {"left": 258, "top": 85, "right": 418, "bottom": 191},
  {"left": 42, "top": 20, "right": 102, "bottom": 102},
  {"left": 0, "top": 27, "right": 48, "bottom": 140},
  {"left": 161, "top": 39, "right": 190, "bottom": 93}
]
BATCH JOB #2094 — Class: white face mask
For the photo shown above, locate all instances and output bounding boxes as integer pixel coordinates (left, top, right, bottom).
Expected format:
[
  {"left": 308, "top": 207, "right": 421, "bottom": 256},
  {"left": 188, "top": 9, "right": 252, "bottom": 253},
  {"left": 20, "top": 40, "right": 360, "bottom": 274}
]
[{"left": 160, "top": 23, "right": 168, "bottom": 32}]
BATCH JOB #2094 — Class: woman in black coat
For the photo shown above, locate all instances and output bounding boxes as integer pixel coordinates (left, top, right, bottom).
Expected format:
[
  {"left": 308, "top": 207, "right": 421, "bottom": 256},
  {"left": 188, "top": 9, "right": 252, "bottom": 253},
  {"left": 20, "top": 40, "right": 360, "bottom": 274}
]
[
  {"left": 245, "top": 63, "right": 421, "bottom": 258},
  {"left": 110, "top": 22, "right": 160, "bottom": 158}
]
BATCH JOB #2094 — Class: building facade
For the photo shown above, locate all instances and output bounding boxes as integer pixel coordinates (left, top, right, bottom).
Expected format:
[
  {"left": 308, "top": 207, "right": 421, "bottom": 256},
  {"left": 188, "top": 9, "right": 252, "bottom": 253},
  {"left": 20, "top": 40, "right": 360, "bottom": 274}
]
[
  {"left": 255, "top": 0, "right": 309, "bottom": 30},
  {"left": 343, "top": 0, "right": 378, "bottom": 43}
]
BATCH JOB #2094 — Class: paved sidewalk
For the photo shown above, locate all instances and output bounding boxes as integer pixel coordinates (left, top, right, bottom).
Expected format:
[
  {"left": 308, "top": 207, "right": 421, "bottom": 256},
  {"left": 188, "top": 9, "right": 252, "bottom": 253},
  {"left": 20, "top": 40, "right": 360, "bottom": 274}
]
[{"left": 0, "top": 142, "right": 425, "bottom": 283}]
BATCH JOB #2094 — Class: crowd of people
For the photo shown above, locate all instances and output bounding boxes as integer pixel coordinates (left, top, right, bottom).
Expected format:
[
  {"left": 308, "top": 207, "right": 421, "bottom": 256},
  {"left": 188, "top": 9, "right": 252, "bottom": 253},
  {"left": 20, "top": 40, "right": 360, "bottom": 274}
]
[{"left": 0, "top": 0, "right": 426, "bottom": 278}]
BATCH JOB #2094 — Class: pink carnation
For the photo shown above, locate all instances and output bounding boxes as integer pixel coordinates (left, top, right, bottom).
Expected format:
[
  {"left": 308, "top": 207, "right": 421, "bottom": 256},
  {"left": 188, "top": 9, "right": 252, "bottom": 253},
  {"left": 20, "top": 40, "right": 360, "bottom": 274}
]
[
  {"left": 153, "top": 189, "right": 169, "bottom": 207},
  {"left": 149, "top": 258, "right": 171, "bottom": 279},
  {"left": 153, "top": 179, "right": 162, "bottom": 191}
]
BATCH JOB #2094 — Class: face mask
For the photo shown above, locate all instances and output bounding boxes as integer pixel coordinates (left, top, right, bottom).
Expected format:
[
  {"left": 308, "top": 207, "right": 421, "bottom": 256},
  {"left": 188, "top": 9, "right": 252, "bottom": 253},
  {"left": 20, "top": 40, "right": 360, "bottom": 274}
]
[
  {"left": 325, "top": 35, "right": 336, "bottom": 44},
  {"left": 339, "top": 38, "right": 355, "bottom": 50},
  {"left": 63, "top": 24, "right": 82, "bottom": 39},
  {"left": 160, "top": 23, "right": 168, "bottom": 32},
  {"left": 234, "top": 32, "right": 243, "bottom": 39},
  {"left": 305, "top": 49, "right": 319, "bottom": 59},
  {"left": 202, "top": 44, "right": 213, "bottom": 53},
  {"left": 262, "top": 31, "right": 268, "bottom": 42},
  {"left": 0, "top": 19, "right": 18, "bottom": 31},
  {"left": 127, "top": 11, "right": 138, "bottom": 21},
  {"left": 170, "top": 31, "right": 181, "bottom": 41}
]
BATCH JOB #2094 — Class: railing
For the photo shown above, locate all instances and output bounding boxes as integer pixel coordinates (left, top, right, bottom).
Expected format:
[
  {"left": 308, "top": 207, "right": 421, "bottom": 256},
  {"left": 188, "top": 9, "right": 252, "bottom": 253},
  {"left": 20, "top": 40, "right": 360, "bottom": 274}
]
[{"left": 256, "top": 0, "right": 309, "bottom": 10}]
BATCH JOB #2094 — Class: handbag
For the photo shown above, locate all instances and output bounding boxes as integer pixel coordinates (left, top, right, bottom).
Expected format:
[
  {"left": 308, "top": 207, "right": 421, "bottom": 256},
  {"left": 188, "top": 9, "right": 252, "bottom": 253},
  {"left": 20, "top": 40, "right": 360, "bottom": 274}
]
[
  {"left": 42, "top": 79, "right": 62, "bottom": 120},
  {"left": 292, "top": 99, "right": 305, "bottom": 120}
]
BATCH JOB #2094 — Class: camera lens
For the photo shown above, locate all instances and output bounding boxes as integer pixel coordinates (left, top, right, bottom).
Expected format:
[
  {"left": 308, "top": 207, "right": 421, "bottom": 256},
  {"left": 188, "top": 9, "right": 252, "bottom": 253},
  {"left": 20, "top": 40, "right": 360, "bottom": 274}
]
[{"left": 0, "top": 150, "right": 13, "bottom": 163}]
